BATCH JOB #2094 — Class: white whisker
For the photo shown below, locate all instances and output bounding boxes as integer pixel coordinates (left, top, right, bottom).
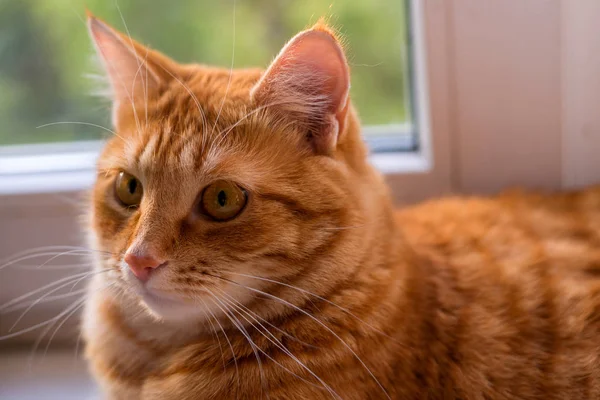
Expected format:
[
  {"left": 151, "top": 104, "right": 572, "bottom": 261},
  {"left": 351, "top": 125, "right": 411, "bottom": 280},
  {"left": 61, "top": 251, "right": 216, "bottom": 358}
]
[
  {"left": 116, "top": 0, "right": 151, "bottom": 133},
  {"left": 16, "top": 264, "right": 94, "bottom": 271},
  {"left": 3, "top": 288, "right": 89, "bottom": 313},
  {"left": 212, "top": 275, "right": 391, "bottom": 400},
  {"left": 214, "top": 287, "right": 340, "bottom": 399},
  {"left": 131, "top": 46, "right": 151, "bottom": 129},
  {"left": 41, "top": 282, "right": 116, "bottom": 361},
  {"left": 0, "top": 251, "right": 94, "bottom": 271},
  {"left": 154, "top": 64, "right": 209, "bottom": 144},
  {"left": 215, "top": 287, "right": 320, "bottom": 350},
  {"left": 228, "top": 272, "right": 393, "bottom": 340},
  {"left": 0, "top": 245, "right": 111, "bottom": 266},
  {"left": 33, "top": 249, "right": 96, "bottom": 271},
  {"left": 28, "top": 297, "right": 87, "bottom": 370},
  {"left": 204, "top": 289, "right": 269, "bottom": 399},
  {"left": 199, "top": 295, "right": 240, "bottom": 387},
  {"left": 197, "top": 296, "right": 227, "bottom": 372},
  {"left": 36, "top": 122, "right": 124, "bottom": 141},
  {"left": 0, "top": 296, "right": 86, "bottom": 341},
  {"left": 209, "top": 99, "right": 296, "bottom": 154},
  {"left": 210, "top": 0, "right": 236, "bottom": 136},
  {"left": 42, "top": 299, "right": 86, "bottom": 356},
  {"left": 8, "top": 269, "right": 110, "bottom": 331},
  {"left": 114, "top": 0, "right": 143, "bottom": 134},
  {"left": 0, "top": 270, "right": 106, "bottom": 312}
]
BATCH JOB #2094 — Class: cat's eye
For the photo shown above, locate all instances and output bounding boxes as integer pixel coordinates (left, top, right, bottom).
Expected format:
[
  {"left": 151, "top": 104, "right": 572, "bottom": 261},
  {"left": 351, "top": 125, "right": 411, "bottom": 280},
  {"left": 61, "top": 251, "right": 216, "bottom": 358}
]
[
  {"left": 200, "top": 180, "right": 247, "bottom": 221},
  {"left": 115, "top": 171, "right": 143, "bottom": 208}
]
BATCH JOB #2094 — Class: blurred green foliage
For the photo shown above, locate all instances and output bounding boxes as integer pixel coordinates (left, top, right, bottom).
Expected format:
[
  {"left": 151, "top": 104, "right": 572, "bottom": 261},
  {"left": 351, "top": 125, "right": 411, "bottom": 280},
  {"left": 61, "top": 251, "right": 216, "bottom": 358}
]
[{"left": 0, "top": 0, "right": 410, "bottom": 145}]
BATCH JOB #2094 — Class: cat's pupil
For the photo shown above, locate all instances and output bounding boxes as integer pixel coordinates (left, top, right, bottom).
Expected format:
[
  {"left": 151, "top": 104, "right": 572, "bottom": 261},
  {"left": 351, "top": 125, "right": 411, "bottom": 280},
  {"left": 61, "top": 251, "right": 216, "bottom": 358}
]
[
  {"left": 217, "top": 190, "right": 227, "bottom": 207},
  {"left": 128, "top": 179, "right": 137, "bottom": 194}
]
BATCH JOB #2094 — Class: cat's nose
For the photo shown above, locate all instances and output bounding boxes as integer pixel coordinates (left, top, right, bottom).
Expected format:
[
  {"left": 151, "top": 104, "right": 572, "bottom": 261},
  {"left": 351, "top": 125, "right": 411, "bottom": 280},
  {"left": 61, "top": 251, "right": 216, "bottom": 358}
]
[{"left": 124, "top": 252, "right": 165, "bottom": 282}]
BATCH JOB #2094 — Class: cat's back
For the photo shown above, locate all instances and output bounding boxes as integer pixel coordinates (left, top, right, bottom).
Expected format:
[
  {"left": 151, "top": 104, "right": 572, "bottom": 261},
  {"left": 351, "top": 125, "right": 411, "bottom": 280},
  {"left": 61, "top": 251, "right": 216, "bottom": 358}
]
[
  {"left": 392, "top": 186, "right": 600, "bottom": 399},
  {"left": 396, "top": 185, "right": 600, "bottom": 272}
]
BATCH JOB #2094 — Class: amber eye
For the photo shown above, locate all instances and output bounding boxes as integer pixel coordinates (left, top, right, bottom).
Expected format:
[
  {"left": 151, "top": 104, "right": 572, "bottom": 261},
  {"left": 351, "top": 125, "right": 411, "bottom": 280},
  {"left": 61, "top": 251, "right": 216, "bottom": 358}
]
[
  {"left": 115, "top": 171, "right": 143, "bottom": 208},
  {"left": 200, "top": 180, "right": 247, "bottom": 221}
]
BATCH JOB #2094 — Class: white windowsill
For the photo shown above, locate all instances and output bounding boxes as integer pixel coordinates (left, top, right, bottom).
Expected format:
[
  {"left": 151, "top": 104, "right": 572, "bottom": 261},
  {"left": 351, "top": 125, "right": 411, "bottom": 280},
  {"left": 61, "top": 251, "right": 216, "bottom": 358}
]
[
  {"left": 0, "top": 152, "right": 430, "bottom": 196},
  {"left": 0, "top": 123, "right": 429, "bottom": 196},
  {"left": 370, "top": 151, "right": 430, "bottom": 174}
]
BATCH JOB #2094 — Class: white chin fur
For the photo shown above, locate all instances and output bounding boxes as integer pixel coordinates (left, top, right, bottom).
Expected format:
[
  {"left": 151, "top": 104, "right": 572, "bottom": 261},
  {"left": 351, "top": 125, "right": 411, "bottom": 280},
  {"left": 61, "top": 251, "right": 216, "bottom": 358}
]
[
  {"left": 119, "top": 263, "right": 209, "bottom": 322},
  {"left": 139, "top": 291, "right": 206, "bottom": 322}
]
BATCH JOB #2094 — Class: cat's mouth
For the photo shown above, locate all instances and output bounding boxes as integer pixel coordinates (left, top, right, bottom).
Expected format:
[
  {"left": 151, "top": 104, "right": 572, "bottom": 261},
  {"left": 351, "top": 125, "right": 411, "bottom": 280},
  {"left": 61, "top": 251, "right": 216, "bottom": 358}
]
[
  {"left": 118, "top": 260, "right": 219, "bottom": 321},
  {"left": 120, "top": 259, "right": 186, "bottom": 306}
]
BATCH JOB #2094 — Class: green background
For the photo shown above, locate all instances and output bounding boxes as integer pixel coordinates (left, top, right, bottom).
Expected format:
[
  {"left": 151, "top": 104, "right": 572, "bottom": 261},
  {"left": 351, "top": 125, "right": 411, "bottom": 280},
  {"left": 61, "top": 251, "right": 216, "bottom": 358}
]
[{"left": 0, "top": 0, "right": 410, "bottom": 145}]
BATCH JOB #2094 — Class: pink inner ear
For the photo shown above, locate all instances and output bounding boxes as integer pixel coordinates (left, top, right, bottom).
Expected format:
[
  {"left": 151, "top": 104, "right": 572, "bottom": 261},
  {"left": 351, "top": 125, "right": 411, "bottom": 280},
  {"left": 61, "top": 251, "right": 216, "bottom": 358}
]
[
  {"left": 251, "top": 27, "right": 351, "bottom": 154},
  {"left": 271, "top": 30, "right": 350, "bottom": 114}
]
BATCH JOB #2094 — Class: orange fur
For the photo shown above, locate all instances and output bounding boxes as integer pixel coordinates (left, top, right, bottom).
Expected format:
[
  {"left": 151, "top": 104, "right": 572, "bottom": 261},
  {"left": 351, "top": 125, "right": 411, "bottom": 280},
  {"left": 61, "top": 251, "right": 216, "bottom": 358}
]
[{"left": 83, "top": 15, "right": 600, "bottom": 400}]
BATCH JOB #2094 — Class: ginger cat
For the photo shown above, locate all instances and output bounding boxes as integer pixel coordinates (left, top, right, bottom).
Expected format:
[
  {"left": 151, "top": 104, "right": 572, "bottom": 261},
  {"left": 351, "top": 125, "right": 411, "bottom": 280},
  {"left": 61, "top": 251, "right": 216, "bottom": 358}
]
[{"left": 83, "top": 14, "right": 600, "bottom": 400}]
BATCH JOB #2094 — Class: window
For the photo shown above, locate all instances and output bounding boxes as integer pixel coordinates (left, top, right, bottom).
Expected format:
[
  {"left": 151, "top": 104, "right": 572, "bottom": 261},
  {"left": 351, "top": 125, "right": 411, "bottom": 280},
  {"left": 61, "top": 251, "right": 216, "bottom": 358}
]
[
  {"left": 0, "top": 0, "right": 428, "bottom": 195},
  {"left": 0, "top": 0, "right": 415, "bottom": 148}
]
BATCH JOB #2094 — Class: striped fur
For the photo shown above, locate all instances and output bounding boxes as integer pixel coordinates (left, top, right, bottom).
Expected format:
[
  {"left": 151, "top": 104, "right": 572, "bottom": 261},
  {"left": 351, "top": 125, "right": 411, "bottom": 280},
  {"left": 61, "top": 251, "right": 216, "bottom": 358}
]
[{"left": 84, "top": 15, "right": 600, "bottom": 400}]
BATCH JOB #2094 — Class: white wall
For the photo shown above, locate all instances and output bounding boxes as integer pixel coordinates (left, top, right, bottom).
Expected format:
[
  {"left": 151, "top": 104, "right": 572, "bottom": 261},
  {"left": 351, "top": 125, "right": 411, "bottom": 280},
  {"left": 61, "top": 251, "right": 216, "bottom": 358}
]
[
  {"left": 561, "top": 0, "right": 600, "bottom": 188},
  {"left": 412, "top": 0, "right": 600, "bottom": 196}
]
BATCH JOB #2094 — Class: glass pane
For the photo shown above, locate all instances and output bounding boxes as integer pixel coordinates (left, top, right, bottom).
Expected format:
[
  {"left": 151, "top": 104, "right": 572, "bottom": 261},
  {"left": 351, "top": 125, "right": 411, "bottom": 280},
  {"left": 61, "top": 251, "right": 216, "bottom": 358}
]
[{"left": 0, "top": 0, "right": 411, "bottom": 146}]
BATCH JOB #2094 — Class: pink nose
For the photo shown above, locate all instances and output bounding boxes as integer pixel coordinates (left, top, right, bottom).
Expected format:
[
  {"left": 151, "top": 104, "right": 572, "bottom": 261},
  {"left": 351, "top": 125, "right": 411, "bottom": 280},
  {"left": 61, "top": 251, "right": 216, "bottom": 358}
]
[{"left": 124, "top": 252, "right": 164, "bottom": 282}]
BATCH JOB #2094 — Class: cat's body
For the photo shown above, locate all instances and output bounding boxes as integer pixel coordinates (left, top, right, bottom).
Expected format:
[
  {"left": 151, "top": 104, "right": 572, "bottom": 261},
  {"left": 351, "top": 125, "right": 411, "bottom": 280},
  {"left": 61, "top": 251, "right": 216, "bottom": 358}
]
[
  {"left": 82, "top": 15, "right": 600, "bottom": 400},
  {"left": 85, "top": 187, "right": 600, "bottom": 399}
]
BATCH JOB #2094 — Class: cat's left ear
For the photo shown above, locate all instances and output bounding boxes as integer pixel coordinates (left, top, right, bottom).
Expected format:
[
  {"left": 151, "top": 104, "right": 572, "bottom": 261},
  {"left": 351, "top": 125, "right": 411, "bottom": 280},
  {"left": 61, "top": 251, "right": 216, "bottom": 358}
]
[
  {"left": 87, "top": 13, "right": 178, "bottom": 127},
  {"left": 251, "top": 22, "right": 350, "bottom": 155}
]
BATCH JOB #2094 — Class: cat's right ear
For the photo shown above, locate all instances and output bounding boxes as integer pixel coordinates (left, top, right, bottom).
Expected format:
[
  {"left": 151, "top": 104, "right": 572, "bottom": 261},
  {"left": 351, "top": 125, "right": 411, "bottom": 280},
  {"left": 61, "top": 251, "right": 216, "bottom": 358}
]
[
  {"left": 87, "top": 13, "right": 176, "bottom": 127},
  {"left": 250, "top": 22, "right": 350, "bottom": 155}
]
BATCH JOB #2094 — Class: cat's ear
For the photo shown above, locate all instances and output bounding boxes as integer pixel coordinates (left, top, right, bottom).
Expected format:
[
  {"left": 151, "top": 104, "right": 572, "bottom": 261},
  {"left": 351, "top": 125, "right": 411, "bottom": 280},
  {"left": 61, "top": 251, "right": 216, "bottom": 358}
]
[
  {"left": 87, "top": 13, "right": 177, "bottom": 126},
  {"left": 251, "top": 22, "right": 350, "bottom": 155}
]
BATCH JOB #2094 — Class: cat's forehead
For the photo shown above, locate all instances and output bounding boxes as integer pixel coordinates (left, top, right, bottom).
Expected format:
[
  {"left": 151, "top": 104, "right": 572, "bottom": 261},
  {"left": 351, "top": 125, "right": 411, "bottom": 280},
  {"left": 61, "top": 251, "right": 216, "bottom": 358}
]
[
  {"left": 107, "top": 115, "right": 279, "bottom": 193},
  {"left": 122, "top": 120, "right": 236, "bottom": 181},
  {"left": 98, "top": 67, "right": 298, "bottom": 189},
  {"left": 116, "top": 71, "right": 257, "bottom": 167},
  {"left": 162, "top": 66, "right": 263, "bottom": 118}
]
